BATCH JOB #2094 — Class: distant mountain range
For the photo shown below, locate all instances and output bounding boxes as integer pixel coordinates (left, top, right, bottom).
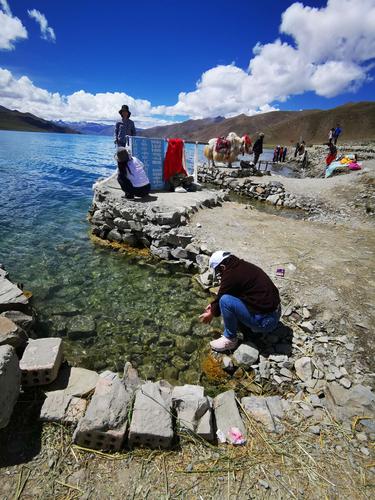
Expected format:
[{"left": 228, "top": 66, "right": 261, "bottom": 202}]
[
  {"left": 0, "top": 106, "right": 79, "bottom": 134},
  {"left": 53, "top": 120, "right": 114, "bottom": 136},
  {"left": 141, "top": 102, "right": 375, "bottom": 144},
  {"left": 1, "top": 102, "right": 374, "bottom": 144}
]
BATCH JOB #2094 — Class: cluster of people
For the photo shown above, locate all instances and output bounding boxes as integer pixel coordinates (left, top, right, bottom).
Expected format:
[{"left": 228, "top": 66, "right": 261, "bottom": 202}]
[
  {"left": 114, "top": 105, "right": 150, "bottom": 199},
  {"left": 328, "top": 124, "right": 342, "bottom": 145},
  {"left": 272, "top": 145, "right": 287, "bottom": 162}
]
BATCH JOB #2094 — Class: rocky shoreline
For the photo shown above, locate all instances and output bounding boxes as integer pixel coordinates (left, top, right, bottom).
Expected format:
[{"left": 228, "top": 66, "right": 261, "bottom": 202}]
[{"left": 1, "top": 266, "right": 374, "bottom": 457}]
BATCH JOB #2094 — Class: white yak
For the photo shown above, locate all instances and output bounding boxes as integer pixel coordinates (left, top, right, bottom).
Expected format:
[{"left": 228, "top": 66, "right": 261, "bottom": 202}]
[{"left": 204, "top": 132, "right": 244, "bottom": 167}]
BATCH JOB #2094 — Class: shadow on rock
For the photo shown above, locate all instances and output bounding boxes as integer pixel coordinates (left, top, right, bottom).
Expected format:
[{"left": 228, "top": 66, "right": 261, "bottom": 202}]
[
  {"left": 0, "top": 388, "right": 45, "bottom": 467},
  {"left": 239, "top": 321, "right": 293, "bottom": 358}
]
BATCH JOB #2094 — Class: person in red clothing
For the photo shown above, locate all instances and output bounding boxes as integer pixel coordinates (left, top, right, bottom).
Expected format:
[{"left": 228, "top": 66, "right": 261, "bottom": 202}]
[
  {"left": 325, "top": 142, "right": 337, "bottom": 167},
  {"left": 199, "top": 251, "right": 281, "bottom": 352}
]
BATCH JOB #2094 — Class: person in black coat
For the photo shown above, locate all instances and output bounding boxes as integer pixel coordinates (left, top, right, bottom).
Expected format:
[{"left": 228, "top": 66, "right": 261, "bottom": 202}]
[{"left": 252, "top": 133, "right": 264, "bottom": 166}]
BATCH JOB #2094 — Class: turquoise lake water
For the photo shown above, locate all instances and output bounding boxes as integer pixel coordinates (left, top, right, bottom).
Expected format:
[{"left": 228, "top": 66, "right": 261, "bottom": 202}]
[{"left": 0, "top": 130, "right": 212, "bottom": 383}]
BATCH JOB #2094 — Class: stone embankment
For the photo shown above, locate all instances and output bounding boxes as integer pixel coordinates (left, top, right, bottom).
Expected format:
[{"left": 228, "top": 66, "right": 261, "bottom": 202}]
[
  {"left": 197, "top": 164, "right": 317, "bottom": 210},
  {"left": 1, "top": 266, "right": 374, "bottom": 455},
  {"left": 90, "top": 176, "right": 227, "bottom": 268},
  {"left": 90, "top": 168, "right": 326, "bottom": 273}
]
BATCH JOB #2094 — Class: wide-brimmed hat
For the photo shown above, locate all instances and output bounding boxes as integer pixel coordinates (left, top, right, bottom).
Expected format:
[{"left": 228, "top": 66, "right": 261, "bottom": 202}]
[{"left": 119, "top": 104, "right": 131, "bottom": 117}]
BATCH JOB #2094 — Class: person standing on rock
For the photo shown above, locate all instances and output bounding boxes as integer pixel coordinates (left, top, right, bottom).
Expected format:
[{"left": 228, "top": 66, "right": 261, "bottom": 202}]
[
  {"left": 115, "top": 105, "right": 136, "bottom": 147},
  {"left": 252, "top": 133, "right": 264, "bottom": 166},
  {"left": 116, "top": 147, "right": 150, "bottom": 199},
  {"left": 333, "top": 124, "right": 342, "bottom": 145},
  {"left": 199, "top": 251, "right": 281, "bottom": 352}
]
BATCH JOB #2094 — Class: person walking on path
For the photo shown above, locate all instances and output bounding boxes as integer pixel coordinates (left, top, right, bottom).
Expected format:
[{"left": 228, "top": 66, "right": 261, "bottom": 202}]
[
  {"left": 333, "top": 124, "right": 342, "bottom": 145},
  {"left": 282, "top": 146, "right": 287, "bottom": 162},
  {"left": 116, "top": 147, "right": 150, "bottom": 199},
  {"left": 252, "top": 133, "right": 264, "bottom": 166},
  {"left": 199, "top": 251, "right": 281, "bottom": 352},
  {"left": 328, "top": 127, "right": 335, "bottom": 144},
  {"left": 115, "top": 105, "right": 136, "bottom": 147}
]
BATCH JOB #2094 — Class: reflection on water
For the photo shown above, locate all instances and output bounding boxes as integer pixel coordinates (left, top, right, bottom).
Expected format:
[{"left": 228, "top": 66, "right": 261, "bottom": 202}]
[{"left": 0, "top": 130, "right": 213, "bottom": 383}]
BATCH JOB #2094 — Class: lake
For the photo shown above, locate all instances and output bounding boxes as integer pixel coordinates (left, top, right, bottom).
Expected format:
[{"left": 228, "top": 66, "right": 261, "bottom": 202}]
[{"left": 0, "top": 130, "right": 212, "bottom": 383}]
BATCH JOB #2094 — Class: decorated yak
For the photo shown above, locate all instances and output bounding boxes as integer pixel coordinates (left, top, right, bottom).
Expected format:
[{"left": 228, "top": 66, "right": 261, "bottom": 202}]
[{"left": 204, "top": 132, "right": 245, "bottom": 167}]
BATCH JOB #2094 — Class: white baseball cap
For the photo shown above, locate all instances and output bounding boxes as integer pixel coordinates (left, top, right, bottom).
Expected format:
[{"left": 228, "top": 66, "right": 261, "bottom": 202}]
[{"left": 209, "top": 251, "right": 231, "bottom": 271}]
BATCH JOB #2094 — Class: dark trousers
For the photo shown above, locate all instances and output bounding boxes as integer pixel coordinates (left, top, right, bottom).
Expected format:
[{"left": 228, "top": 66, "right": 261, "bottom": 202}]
[
  {"left": 117, "top": 174, "right": 150, "bottom": 198},
  {"left": 253, "top": 152, "right": 260, "bottom": 165}
]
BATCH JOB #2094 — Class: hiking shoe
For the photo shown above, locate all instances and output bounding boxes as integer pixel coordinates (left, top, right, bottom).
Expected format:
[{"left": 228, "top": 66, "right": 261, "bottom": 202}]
[{"left": 210, "top": 336, "right": 238, "bottom": 352}]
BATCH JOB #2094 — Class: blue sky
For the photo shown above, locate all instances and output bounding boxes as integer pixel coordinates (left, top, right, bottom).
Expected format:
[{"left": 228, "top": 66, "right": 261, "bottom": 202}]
[{"left": 1, "top": 0, "right": 374, "bottom": 127}]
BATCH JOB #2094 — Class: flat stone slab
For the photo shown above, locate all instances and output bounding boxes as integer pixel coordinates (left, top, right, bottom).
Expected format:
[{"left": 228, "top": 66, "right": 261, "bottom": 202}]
[
  {"left": 241, "top": 396, "right": 290, "bottom": 433},
  {"left": 20, "top": 338, "right": 63, "bottom": 386},
  {"left": 40, "top": 390, "right": 87, "bottom": 425},
  {"left": 213, "top": 390, "right": 246, "bottom": 444},
  {"left": 73, "top": 372, "right": 132, "bottom": 451},
  {"left": 0, "top": 276, "right": 29, "bottom": 313},
  {"left": 95, "top": 174, "right": 225, "bottom": 211},
  {"left": 129, "top": 381, "right": 174, "bottom": 449},
  {"left": 0, "top": 345, "right": 21, "bottom": 429},
  {"left": 45, "top": 365, "right": 99, "bottom": 397},
  {"left": 325, "top": 382, "right": 375, "bottom": 422}
]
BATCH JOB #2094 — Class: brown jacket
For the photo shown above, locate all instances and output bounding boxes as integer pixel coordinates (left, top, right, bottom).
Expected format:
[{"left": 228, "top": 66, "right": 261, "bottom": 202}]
[{"left": 210, "top": 256, "right": 280, "bottom": 316}]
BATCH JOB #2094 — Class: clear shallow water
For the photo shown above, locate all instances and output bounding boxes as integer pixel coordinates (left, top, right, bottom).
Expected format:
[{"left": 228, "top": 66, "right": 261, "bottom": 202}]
[{"left": 0, "top": 130, "right": 210, "bottom": 383}]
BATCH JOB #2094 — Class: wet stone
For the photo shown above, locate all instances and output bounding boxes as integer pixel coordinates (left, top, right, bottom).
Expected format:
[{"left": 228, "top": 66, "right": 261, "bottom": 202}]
[{"left": 66, "top": 315, "right": 96, "bottom": 340}]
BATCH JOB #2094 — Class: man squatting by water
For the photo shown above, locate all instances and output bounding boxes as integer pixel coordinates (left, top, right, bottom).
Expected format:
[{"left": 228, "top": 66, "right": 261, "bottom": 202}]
[{"left": 199, "top": 251, "right": 281, "bottom": 352}]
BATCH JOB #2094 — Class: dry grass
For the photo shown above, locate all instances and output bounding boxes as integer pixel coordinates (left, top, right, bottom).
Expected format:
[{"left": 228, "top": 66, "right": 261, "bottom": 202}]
[{"left": 1, "top": 406, "right": 373, "bottom": 500}]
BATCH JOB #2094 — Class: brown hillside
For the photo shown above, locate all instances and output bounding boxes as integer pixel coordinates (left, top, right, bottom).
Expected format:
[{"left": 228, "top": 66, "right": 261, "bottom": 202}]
[{"left": 141, "top": 102, "right": 375, "bottom": 144}]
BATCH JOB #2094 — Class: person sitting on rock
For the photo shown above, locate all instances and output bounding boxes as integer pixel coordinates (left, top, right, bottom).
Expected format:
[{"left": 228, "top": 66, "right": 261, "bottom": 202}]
[
  {"left": 199, "top": 251, "right": 281, "bottom": 352},
  {"left": 116, "top": 147, "right": 150, "bottom": 199}
]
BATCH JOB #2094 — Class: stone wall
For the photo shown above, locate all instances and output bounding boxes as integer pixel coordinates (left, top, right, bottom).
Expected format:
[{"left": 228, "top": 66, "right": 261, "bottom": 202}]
[
  {"left": 198, "top": 165, "right": 305, "bottom": 209},
  {"left": 90, "top": 183, "right": 227, "bottom": 269}
]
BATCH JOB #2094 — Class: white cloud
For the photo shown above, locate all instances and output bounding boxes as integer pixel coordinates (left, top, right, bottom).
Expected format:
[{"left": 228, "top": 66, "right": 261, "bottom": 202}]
[
  {"left": 27, "top": 9, "right": 56, "bottom": 42},
  {"left": 0, "top": 0, "right": 374, "bottom": 124},
  {"left": 0, "top": 1, "right": 28, "bottom": 50},
  {"left": 0, "top": 67, "right": 177, "bottom": 127},
  {"left": 0, "top": 0, "right": 11, "bottom": 16},
  {"left": 162, "top": 0, "right": 375, "bottom": 118}
]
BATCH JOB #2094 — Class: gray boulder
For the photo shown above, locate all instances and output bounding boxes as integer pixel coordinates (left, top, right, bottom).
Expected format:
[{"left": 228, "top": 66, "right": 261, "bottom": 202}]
[
  {"left": 325, "top": 382, "right": 375, "bottom": 422},
  {"left": 73, "top": 372, "right": 132, "bottom": 451},
  {"left": 233, "top": 343, "right": 259, "bottom": 368},
  {"left": 294, "top": 357, "right": 314, "bottom": 382},
  {"left": 0, "top": 345, "right": 21, "bottom": 428},
  {"left": 172, "top": 384, "right": 211, "bottom": 436},
  {"left": 40, "top": 390, "right": 87, "bottom": 425},
  {"left": 0, "top": 316, "right": 28, "bottom": 349},
  {"left": 129, "top": 381, "right": 174, "bottom": 449}
]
